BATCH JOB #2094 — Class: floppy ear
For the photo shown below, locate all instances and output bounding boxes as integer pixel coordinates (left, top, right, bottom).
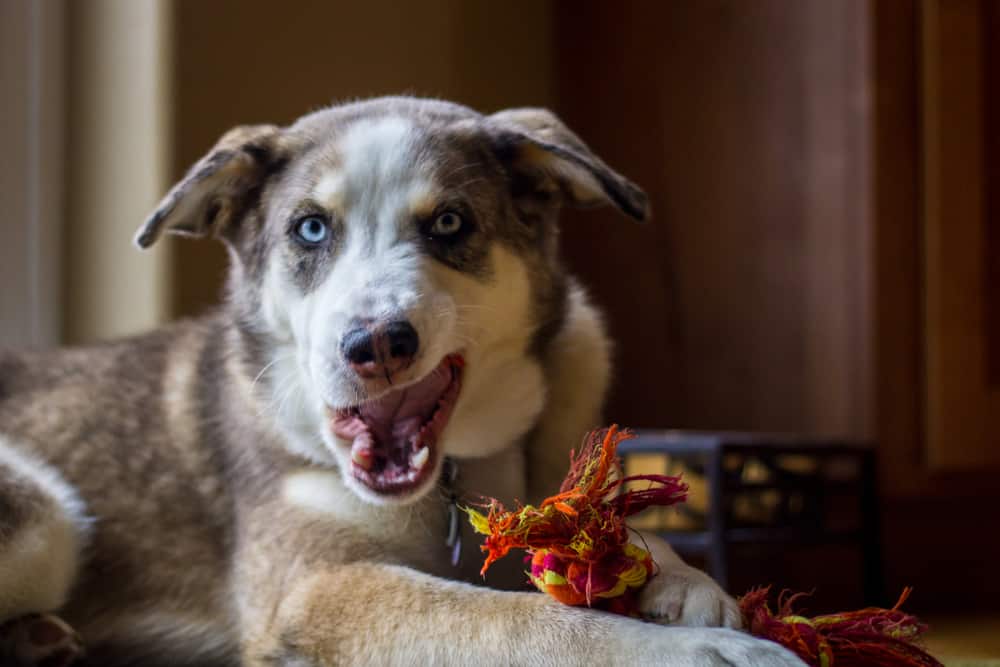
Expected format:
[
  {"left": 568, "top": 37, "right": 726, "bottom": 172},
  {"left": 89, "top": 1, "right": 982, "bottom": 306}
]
[
  {"left": 134, "top": 124, "right": 292, "bottom": 249},
  {"left": 485, "top": 108, "right": 649, "bottom": 221}
]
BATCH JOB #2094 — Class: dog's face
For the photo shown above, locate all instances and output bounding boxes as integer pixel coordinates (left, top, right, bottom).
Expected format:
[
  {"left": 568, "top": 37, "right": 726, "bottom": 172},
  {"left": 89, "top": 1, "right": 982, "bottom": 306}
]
[{"left": 136, "top": 98, "right": 646, "bottom": 505}]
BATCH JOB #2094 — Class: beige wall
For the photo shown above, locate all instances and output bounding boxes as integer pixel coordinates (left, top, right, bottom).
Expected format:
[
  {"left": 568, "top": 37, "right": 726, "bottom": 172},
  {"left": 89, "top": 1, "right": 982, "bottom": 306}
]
[
  {"left": 0, "top": 0, "right": 64, "bottom": 348},
  {"left": 169, "top": 0, "right": 556, "bottom": 317},
  {"left": 64, "top": 0, "right": 173, "bottom": 343}
]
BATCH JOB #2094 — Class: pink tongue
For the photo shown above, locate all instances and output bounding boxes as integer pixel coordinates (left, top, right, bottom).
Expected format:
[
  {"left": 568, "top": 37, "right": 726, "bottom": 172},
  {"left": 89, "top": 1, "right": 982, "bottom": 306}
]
[{"left": 359, "top": 367, "right": 451, "bottom": 451}]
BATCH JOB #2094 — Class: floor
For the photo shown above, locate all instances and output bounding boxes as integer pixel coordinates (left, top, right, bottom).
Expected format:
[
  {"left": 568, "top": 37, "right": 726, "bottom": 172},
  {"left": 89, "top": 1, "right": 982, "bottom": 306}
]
[{"left": 924, "top": 615, "right": 1000, "bottom": 666}]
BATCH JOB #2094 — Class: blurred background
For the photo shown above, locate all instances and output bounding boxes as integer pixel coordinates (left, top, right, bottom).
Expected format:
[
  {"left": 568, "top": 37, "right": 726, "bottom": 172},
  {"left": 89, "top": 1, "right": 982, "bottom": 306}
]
[{"left": 2, "top": 0, "right": 998, "bottom": 659}]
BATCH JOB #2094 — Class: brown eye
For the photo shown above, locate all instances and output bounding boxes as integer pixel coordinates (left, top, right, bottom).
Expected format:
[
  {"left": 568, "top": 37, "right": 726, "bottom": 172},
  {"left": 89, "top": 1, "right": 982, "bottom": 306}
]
[{"left": 428, "top": 212, "right": 464, "bottom": 237}]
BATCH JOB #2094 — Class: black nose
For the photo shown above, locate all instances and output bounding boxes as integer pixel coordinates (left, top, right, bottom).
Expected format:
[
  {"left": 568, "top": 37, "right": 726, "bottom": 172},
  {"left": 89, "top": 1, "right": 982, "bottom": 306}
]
[
  {"left": 341, "top": 328, "right": 376, "bottom": 365},
  {"left": 385, "top": 320, "right": 419, "bottom": 361},
  {"left": 341, "top": 320, "right": 420, "bottom": 379}
]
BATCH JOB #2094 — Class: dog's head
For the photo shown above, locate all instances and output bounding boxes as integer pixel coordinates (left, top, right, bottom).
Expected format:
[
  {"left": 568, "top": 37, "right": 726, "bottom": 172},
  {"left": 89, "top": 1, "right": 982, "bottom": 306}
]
[{"left": 136, "top": 97, "right": 646, "bottom": 505}]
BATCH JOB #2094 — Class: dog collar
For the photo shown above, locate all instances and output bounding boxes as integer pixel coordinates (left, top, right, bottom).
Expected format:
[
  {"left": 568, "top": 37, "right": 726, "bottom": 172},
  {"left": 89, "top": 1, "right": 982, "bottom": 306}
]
[{"left": 440, "top": 457, "right": 462, "bottom": 567}]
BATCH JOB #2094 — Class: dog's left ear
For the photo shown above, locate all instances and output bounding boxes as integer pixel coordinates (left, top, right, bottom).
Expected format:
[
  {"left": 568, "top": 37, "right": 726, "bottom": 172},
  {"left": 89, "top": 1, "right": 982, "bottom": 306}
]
[
  {"left": 134, "top": 124, "right": 294, "bottom": 249},
  {"left": 485, "top": 108, "right": 649, "bottom": 221}
]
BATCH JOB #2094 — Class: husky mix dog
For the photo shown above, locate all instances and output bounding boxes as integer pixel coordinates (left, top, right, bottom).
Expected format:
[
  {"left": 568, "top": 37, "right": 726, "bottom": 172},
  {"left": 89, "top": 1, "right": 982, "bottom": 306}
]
[{"left": 0, "top": 97, "right": 802, "bottom": 666}]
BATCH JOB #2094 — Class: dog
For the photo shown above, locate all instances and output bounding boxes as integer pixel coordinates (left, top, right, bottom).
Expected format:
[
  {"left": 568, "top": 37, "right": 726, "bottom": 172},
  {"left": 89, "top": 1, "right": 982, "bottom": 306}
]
[{"left": 0, "top": 97, "right": 803, "bottom": 666}]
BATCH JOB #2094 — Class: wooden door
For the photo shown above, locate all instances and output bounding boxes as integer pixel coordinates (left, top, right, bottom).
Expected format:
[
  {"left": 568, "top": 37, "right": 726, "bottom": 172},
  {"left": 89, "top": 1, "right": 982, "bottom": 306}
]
[
  {"left": 874, "top": 0, "right": 1000, "bottom": 608},
  {"left": 920, "top": 0, "right": 1000, "bottom": 471}
]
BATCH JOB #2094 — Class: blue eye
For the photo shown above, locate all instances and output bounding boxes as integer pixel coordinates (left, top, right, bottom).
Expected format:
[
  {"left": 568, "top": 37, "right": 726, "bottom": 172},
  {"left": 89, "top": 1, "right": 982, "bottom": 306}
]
[{"left": 295, "top": 216, "right": 329, "bottom": 245}]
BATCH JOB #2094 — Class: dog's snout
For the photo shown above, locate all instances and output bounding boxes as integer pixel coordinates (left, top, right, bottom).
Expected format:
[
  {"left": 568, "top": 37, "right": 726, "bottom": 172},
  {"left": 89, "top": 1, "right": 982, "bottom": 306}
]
[{"left": 341, "top": 320, "right": 419, "bottom": 380}]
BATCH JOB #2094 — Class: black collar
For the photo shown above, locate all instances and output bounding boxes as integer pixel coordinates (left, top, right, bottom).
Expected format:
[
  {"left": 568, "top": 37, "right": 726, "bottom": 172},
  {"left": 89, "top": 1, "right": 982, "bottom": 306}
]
[{"left": 440, "top": 457, "right": 462, "bottom": 566}]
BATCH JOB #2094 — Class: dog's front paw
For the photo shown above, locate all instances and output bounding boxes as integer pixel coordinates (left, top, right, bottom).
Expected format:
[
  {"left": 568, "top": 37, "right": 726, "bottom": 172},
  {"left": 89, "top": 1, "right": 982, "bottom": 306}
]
[
  {"left": 609, "top": 622, "right": 806, "bottom": 667},
  {"left": 639, "top": 564, "right": 742, "bottom": 628},
  {"left": 675, "top": 628, "right": 805, "bottom": 666},
  {"left": 0, "top": 613, "right": 84, "bottom": 667}
]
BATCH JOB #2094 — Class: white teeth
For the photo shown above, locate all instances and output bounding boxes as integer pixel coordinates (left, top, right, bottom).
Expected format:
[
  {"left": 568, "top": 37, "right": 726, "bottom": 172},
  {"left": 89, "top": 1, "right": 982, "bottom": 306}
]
[
  {"left": 410, "top": 446, "right": 429, "bottom": 470},
  {"left": 352, "top": 449, "right": 373, "bottom": 471}
]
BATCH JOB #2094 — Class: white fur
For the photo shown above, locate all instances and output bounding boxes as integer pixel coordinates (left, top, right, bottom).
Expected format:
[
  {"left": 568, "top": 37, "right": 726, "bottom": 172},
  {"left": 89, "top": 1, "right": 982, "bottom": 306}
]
[
  {"left": 313, "top": 172, "right": 346, "bottom": 211},
  {"left": 280, "top": 469, "right": 438, "bottom": 538},
  {"left": 254, "top": 258, "right": 332, "bottom": 466},
  {"left": 429, "top": 246, "right": 545, "bottom": 460},
  {"left": 305, "top": 242, "right": 543, "bottom": 505},
  {"left": 281, "top": 469, "right": 372, "bottom": 520},
  {"left": 523, "top": 285, "right": 612, "bottom": 495},
  {"left": 0, "top": 438, "right": 91, "bottom": 619}
]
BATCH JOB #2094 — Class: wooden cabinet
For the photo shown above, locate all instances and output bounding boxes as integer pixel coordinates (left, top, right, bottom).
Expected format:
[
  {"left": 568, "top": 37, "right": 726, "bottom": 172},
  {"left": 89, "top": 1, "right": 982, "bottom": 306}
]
[
  {"left": 920, "top": 0, "right": 1000, "bottom": 471},
  {"left": 875, "top": 0, "right": 1000, "bottom": 494}
]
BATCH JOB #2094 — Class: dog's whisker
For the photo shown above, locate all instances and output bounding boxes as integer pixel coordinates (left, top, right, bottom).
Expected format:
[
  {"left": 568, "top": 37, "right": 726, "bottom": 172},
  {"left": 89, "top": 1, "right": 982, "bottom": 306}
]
[
  {"left": 250, "top": 354, "right": 295, "bottom": 393},
  {"left": 449, "top": 176, "right": 488, "bottom": 191},
  {"left": 259, "top": 371, "right": 302, "bottom": 418}
]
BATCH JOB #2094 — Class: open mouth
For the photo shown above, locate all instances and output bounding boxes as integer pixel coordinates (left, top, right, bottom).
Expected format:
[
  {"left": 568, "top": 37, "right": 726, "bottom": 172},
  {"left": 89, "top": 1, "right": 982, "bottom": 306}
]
[{"left": 330, "top": 354, "right": 463, "bottom": 497}]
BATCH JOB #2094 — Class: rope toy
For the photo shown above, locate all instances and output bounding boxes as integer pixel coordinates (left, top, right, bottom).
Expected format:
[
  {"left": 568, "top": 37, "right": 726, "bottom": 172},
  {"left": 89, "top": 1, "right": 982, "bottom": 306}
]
[
  {"left": 465, "top": 424, "right": 687, "bottom": 615},
  {"left": 741, "top": 587, "right": 941, "bottom": 667},
  {"left": 465, "top": 426, "right": 944, "bottom": 667}
]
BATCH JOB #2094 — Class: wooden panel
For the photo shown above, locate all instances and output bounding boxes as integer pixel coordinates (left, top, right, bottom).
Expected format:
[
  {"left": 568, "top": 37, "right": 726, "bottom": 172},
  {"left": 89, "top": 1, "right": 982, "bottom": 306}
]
[
  {"left": 873, "top": 0, "right": 1000, "bottom": 499},
  {"left": 920, "top": 0, "right": 1000, "bottom": 470},
  {"left": 554, "top": 1, "right": 871, "bottom": 438},
  {"left": 800, "top": 0, "right": 873, "bottom": 438},
  {"left": 986, "top": 0, "right": 1000, "bottom": 386},
  {"left": 872, "top": 0, "right": 927, "bottom": 498},
  {"left": 873, "top": 1, "right": 1000, "bottom": 609},
  {"left": 170, "top": 0, "right": 556, "bottom": 318}
]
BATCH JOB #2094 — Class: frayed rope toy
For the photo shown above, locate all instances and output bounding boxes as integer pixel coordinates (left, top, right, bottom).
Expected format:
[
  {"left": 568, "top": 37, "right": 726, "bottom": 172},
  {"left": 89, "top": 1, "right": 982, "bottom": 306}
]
[{"left": 464, "top": 426, "right": 943, "bottom": 667}]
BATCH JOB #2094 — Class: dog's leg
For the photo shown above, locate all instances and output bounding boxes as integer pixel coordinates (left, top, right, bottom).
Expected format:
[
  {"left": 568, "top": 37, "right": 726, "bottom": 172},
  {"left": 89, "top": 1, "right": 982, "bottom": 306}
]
[
  {"left": 0, "top": 614, "right": 83, "bottom": 667},
  {"left": 0, "top": 439, "right": 88, "bottom": 666},
  {"left": 632, "top": 531, "right": 743, "bottom": 629},
  {"left": 240, "top": 562, "right": 803, "bottom": 666},
  {"left": 526, "top": 285, "right": 612, "bottom": 502},
  {"left": 525, "top": 291, "right": 740, "bottom": 630}
]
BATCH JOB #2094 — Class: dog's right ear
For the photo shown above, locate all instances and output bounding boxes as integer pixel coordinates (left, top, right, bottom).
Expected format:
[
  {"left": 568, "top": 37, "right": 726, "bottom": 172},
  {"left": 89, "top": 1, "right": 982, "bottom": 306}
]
[{"left": 134, "top": 124, "right": 292, "bottom": 249}]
